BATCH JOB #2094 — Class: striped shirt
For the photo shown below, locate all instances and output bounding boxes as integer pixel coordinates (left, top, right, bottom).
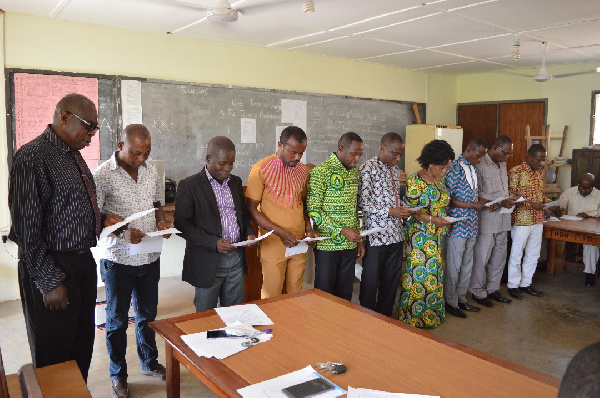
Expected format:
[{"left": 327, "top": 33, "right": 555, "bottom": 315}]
[
  {"left": 205, "top": 167, "right": 240, "bottom": 243},
  {"left": 94, "top": 152, "right": 163, "bottom": 265},
  {"left": 9, "top": 125, "right": 97, "bottom": 294}
]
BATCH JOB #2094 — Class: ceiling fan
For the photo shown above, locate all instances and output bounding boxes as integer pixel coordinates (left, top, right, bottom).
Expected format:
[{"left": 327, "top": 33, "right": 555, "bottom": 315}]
[
  {"left": 532, "top": 42, "right": 599, "bottom": 82},
  {"left": 171, "top": 0, "right": 315, "bottom": 23}
]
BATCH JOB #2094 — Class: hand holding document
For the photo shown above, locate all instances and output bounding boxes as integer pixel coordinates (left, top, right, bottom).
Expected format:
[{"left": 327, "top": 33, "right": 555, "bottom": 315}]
[
  {"left": 347, "top": 387, "right": 439, "bottom": 398},
  {"left": 543, "top": 200, "right": 560, "bottom": 209},
  {"left": 180, "top": 321, "right": 272, "bottom": 360},
  {"left": 100, "top": 208, "right": 157, "bottom": 239},
  {"left": 285, "top": 236, "right": 331, "bottom": 257},
  {"left": 485, "top": 197, "right": 508, "bottom": 207},
  {"left": 238, "top": 366, "right": 345, "bottom": 398},
  {"left": 215, "top": 303, "right": 273, "bottom": 326},
  {"left": 146, "top": 227, "right": 180, "bottom": 237},
  {"left": 442, "top": 216, "right": 468, "bottom": 223},
  {"left": 232, "top": 230, "right": 274, "bottom": 247},
  {"left": 360, "top": 227, "right": 391, "bottom": 237},
  {"left": 129, "top": 236, "right": 163, "bottom": 255}
]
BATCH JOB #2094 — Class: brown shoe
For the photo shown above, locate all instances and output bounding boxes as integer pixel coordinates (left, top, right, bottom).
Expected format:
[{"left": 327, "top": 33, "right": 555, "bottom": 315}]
[
  {"left": 111, "top": 378, "right": 129, "bottom": 398},
  {"left": 142, "top": 363, "right": 166, "bottom": 381}
]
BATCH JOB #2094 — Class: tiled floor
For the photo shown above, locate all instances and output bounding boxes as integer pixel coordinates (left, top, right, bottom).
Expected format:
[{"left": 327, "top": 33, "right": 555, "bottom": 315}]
[{"left": 1, "top": 266, "right": 599, "bottom": 397}]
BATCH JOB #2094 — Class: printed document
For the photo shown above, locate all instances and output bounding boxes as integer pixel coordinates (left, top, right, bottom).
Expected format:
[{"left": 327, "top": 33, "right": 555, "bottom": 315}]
[{"left": 215, "top": 303, "right": 273, "bottom": 326}]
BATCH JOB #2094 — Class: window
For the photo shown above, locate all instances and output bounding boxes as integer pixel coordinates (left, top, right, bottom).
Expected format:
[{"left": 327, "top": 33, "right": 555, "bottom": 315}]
[{"left": 591, "top": 91, "right": 600, "bottom": 144}]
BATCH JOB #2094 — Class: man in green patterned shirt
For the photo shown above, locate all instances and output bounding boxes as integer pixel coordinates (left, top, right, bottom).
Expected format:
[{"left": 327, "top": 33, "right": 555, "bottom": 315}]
[{"left": 307, "top": 132, "right": 364, "bottom": 300}]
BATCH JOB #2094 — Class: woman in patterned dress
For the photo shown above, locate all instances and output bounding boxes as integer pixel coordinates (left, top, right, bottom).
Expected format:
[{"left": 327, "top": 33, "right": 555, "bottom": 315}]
[{"left": 399, "top": 140, "right": 455, "bottom": 328}]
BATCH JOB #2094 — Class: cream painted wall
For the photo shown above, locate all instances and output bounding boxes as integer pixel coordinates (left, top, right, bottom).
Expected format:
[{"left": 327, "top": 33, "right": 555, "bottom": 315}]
[
  {"left": 457, "top": 62, "right": 600, "bottom": 189},
  {"left": 0, "top": 12, "right": 456, "bottom": 302}
]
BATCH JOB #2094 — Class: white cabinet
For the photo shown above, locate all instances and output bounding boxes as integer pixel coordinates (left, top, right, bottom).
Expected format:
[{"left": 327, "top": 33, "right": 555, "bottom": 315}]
[{"left": 404, "top": 125, "right": 463, "bottom": 177}]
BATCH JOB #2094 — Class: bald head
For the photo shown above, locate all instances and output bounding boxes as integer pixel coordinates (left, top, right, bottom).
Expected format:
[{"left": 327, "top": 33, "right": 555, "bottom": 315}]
[
  {"left": 53, "top": 93, "right": 96, "bottom": 124},
  {"left": 579, "top": 173, "right": 596, "bottom": 185},
  {"left": 578, "top": 173, "right": 596, "bottom": 197},
  {"left": 207, "top": 136, "right": 235, "bottom": 156},
  {"left": 121, "top": 124, "right": 150, "bottom": 144}
]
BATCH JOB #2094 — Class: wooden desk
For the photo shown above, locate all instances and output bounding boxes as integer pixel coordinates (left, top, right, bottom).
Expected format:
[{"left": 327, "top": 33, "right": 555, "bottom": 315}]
[
  {"left": 151, "top": 290, "right": 559, "bottom": 398},
  {"left": 543, "top": 218, "right": 600, "bottom": 274}
]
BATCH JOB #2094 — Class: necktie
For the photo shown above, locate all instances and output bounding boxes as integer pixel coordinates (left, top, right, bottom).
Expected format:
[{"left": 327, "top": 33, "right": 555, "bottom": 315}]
[{"left": 72, "top": 150, "right": 101, "bottom": 238}]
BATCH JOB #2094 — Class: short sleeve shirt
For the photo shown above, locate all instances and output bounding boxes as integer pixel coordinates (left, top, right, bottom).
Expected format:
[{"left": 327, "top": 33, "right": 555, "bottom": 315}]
[{"left": 508, "top": 161, "right": 547, "bottom": 226}]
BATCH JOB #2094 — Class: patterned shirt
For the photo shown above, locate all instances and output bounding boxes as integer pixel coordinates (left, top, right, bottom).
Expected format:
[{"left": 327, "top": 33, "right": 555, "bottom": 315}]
[
  {"left": 94, "top": 151, "right": 162, "bottom": 266},
  {"left": 205, "top": 166, "right": 241, "bottom": 243},
  {"left": 508, "top": 161, "right": 547, "bottom": 226},
  {"left": 446, "top": 155, "right": 479, "bottom": 238},
  {"left": 307, "top": 153, "right": 360, "bottom": 251},
  {"left": 358, "top": 156, "right": 404, "bottom": 246},
  {"left": 9, "top": 125, "right": 97, "bottom": 293}
]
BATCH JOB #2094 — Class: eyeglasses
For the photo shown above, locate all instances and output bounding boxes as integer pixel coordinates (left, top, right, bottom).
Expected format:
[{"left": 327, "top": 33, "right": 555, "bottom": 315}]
[
  {"left": 498, "top": 146, "right": 513, "bottom": 157},
  {"left": 66, "top": 111, "right": 99, "bottom": 132}
]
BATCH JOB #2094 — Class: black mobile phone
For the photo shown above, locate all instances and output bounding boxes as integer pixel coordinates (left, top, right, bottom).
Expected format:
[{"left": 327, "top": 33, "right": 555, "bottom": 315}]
[
  {"left": 206, "top": 330, "right": 229, "bottom": 338},
  {"left": 282, "top": 378, "right": 335, "bottom": 398}
]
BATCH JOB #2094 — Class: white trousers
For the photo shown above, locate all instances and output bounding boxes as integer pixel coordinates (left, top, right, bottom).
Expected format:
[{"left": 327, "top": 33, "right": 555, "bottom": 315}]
[
  {"left": 507, "top": 224, "right": 543, "bottom": 289},
  {"left": 583, "top": 244, "right": 599, "bottom": 274}
]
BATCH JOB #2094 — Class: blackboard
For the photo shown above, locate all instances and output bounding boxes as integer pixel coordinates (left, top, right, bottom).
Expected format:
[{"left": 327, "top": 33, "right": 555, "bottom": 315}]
[
  {"left": 141, "top": 80, "right": 424, "bottom": 185},
  {"left": 6, "top": 70, "right": 425, "bottom": 183}
]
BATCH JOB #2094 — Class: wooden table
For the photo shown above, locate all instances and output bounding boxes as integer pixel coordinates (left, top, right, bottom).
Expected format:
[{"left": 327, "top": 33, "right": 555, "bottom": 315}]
[
  {"left": 150, "top": 289, "right": 559, "bottom": 398},
  {"left": 543, "top": 218, "right": 600, "bottom": 274}
]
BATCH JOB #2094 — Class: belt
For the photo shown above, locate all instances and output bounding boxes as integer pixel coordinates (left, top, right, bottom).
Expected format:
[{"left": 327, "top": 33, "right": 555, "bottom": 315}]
[{"left": 73, "top": 249, "right": 89, "bottom": 255}]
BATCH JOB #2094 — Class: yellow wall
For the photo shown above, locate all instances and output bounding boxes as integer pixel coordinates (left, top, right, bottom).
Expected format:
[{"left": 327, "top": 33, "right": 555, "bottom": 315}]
[
  {"left": 0, "top": 12, "right": 457, "bottom": 301},
  {"left": 457, "top": 63, "right": 600, "bottom": 189}
]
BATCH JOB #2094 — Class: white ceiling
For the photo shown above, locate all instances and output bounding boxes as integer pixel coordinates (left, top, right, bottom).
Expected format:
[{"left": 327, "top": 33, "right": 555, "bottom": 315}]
[{"left": 3, "top": 0, "right": 600, "bottom": 75}]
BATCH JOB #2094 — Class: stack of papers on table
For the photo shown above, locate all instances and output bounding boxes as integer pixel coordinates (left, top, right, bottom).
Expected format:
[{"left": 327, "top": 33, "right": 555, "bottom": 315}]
[
  {"left": 215, "top": 304, "right": 273, "bottom": 326},
  {"left": 561, "top": 215, "right": 584, "bottom": 221},
  {"left": 238, "top": 366, "right": 345, "bottom": 398}
]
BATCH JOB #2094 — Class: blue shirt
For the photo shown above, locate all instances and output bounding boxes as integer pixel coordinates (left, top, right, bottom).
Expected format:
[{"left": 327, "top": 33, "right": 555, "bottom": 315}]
[{"left": 445, "top": 155, "right": 479, "bottom": 238}]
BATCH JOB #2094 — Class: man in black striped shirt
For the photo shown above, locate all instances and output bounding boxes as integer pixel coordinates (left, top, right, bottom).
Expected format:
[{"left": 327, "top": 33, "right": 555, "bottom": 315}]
[{"left": 9, "top": 93, "right": 100, "bottom": 381}]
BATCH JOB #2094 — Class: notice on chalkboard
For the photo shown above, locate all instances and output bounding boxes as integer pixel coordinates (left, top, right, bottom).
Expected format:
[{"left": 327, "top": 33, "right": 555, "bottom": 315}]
[{"left": 14, "top": 73, "right": 100, "bottom": 170}]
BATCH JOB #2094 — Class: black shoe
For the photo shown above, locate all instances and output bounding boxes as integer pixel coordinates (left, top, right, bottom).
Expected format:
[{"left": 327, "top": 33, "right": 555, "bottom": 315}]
[
  {"left": 519, "top": 286, "right": 543, "bottom": 297},
  {"left": 445, "top": 303, "right": 467, "bottom": 318},
  {"left": 488, "top": 291, "right": 512, "bottom": 303},
  {"left": 473, "top": 296, "right": 494, "bottom": 307},
  {"left": 458, "top": 301, "right": 481, "bottom": 312},
  {"left": 585, "top": 273, "right": 596, "bottom": 287},
  {"left": 507, "top": 288, "right": 522, "bottom": 299}
]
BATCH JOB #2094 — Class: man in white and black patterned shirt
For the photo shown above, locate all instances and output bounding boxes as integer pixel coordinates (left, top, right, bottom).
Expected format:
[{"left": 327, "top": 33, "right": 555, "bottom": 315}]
[
  {"left": 358, "top": 133, "right": 411, "bottom": 317},
  {"left": 94, "top": 124, "right": 172, "bottom": 398}
]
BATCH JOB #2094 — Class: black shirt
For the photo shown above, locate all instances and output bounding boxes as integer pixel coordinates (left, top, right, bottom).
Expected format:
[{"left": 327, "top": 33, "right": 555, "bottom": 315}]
[{"left": 9, "top": 125, "right": 97, "bottom": 293}]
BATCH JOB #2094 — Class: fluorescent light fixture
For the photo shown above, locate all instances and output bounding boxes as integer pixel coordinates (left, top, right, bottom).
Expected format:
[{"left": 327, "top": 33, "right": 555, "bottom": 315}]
[
  {"left": 427, "top": 33, "right": 510, "bottom": 50},
  {"left": 354, "top": 12, "right": 442, "bottom": 35},
  {"left": 329, "top": 6, "right": 420, "bottom": 32},
  {"left": 288, "top": 36, "right": 349, "bottom": 50},
  {"left": 49, "top": 0, "right": 71, "bottom": 17},
  {"left": 359, "top": 49, "right": 420, "bottom": 61},
  {"left": 267, "top": 31, "right": 326, "bottom": 47},
  {"left": 171, "top": 17, "right": 208, "bottom": 34},
  {"left": 447, "top": 0, "right": 498, "bottom": 12}
]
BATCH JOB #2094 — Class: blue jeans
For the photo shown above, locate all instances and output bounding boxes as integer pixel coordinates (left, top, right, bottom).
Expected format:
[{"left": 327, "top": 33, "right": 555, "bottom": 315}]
[
  {"left": 100, "top": 258, "right": 160, "bottom": 380},
  {"left": 194, "top": 249, "right": 245, "bottom": 312}
]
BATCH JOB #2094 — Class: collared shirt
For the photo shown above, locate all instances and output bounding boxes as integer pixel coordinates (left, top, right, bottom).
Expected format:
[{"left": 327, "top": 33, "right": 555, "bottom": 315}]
[
  {"left": 246, "top": 154, "right": 309, "bottom": 238},
  {"left": 307, "top": 152, "right": 360, "bottom": 251},
  {"left": 558, "top": 186, "right": 600, "bottom": 217},
  {"left": 477, "top": 154, "right": 511, "bottom": 233},
  {"left": 205, "top": 166, "right": 241, "bottom": 243},
  {"left": 508, "top": 161, "right": 547, "bottom": 226},
  {"left": 94, "top": 151, "right": 162, "bottom": 266},
  {"left": 9, "top": 125, "right": 97, "bottom": 293},
  {"left": 358, "top": 156, "right": 404, "bottom": 246},
  {"left": 445, "top": 155, "right": 479, "bottom": 238}
]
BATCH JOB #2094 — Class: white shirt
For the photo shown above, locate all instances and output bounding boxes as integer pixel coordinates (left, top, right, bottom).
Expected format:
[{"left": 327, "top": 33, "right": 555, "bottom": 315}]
[
  {"left": 94, "top": 152, "right": 162, "bottom": 266},
  {"left": 558, "top": 186, "right": 600, "bottom": 217}
]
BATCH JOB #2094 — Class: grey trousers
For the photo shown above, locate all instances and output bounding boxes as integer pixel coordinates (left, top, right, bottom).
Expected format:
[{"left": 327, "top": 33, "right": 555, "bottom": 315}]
[
  {"left": 469, "top": 231, "right": 508, "bottom": 299},
  {"left": 444, "top": 236, "right": 476, "bottom": 307}
]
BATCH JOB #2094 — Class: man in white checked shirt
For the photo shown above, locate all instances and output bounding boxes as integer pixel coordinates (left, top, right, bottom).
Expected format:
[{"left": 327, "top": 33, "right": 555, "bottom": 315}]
[{"left": 94, "top": 124, "right": 173, "bottom": 398}]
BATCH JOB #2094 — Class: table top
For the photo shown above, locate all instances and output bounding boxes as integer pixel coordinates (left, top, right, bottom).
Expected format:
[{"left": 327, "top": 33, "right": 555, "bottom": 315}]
[
  {"left": 544, "top": 217, "right": 600, "bottom": 235},
  {"left": 151, "top": 289, "right": 559, "bottom": 397}
]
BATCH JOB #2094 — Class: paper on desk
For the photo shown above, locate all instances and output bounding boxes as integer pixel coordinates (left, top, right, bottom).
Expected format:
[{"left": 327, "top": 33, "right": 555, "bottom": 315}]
[
  {"left": 561, "top": 215, "right": 584, "bottom": 221},
  {"left": 129, "top": 236, "right": 163, "bottom": 255},
  {"left": 285, "top": 242, "right": 309, "bottom": 257},
  {"left": 145, "top": 227, "right": 180, "bottom": 237},
  {"left": 546, "top": 216, "right": 560, "bottom": 222},
  {"left": 360, "top": 227, "right": 391, "bottom": 237},
  {"left": 180, "top": 322, "right": 272, "bottom": 360},
  {"left": 232, "top": 230, "right": 274, "bottom": 247},
  {"left": 443, "top": 217, "right": 468, "bottom": 223},
  {"left": 543, "top": 200, "right": 560, "bottom": 209},
  {"left": 238, "top": 365, "right": 345, "bottom": 398},
  {"left": 485, "top": 197, "right": 508, "bottom": 207},
  {"left": 100, "top": 208, "right": 157, "bottom": 239},
  {"left": 347, "top": 387, "right": 439, "bottom": 398},
  {"left": 215, "top": 303, "right": 273, "bottom": 326}
]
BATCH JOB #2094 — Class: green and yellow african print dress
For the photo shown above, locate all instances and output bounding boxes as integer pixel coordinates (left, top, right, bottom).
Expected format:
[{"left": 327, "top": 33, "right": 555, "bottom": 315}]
[{"left": 399, "top": 172, "right": 450, "bottom": 328}]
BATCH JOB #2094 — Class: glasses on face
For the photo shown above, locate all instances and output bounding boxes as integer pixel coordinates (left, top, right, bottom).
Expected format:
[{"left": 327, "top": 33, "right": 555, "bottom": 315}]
[
  {"left": 66, "top": 111, "right": 99, "bottom": 132},
  {"left": 498, "top": 146, "right": 512, "bottom": 157}
]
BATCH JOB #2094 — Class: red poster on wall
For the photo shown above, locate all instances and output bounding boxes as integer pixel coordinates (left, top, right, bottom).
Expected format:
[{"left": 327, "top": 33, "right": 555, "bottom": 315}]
[{"left": 14, "top": 73, "right": 100, "bottom": 171}]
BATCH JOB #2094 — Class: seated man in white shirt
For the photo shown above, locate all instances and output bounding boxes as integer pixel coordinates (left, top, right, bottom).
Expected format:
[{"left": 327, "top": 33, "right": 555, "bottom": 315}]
[{"left": 554, "top": 173, "right": 600, "bottom": 287}]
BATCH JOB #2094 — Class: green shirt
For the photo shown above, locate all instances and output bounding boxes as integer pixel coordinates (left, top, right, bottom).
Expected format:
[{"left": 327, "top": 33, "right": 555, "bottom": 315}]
[{"left": 307, "top": 153, "right": 360, "bottom": 251}]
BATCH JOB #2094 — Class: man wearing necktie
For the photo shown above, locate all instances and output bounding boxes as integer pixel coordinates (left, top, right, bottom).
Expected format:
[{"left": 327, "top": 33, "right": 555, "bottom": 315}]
[{"left": 443, "top": 137, "right": 489, "bottom": 318}]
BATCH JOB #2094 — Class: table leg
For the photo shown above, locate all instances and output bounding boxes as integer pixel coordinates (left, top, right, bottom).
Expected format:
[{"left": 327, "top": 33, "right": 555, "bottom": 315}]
[
  {"left": 165, "top": 344, "right": 180, "bottom": 398},
  {"left": 547, "top": 238, "right": 556, "bottom": 274}
]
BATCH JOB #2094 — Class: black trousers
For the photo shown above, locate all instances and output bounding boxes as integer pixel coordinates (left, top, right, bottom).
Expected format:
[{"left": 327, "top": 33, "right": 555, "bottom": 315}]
[
  {"left": 314, "top": 248, "right": 357, "bottom": 301},
  {"left": 359, "top": 241, "right": 404, "bottom": 317},
  {"left": 18, "top": 250, "right": 97, "bottom": 381}
]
